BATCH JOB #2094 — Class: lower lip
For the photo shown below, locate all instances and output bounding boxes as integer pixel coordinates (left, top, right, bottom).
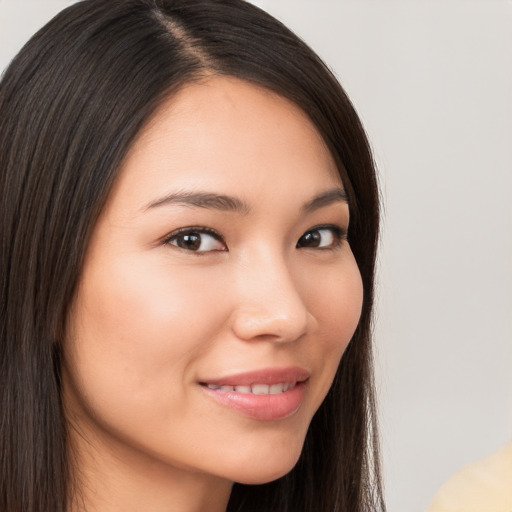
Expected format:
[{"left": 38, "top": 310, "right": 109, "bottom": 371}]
[{"left": 201, "top": 382, "right": 307, "bottom": 421}]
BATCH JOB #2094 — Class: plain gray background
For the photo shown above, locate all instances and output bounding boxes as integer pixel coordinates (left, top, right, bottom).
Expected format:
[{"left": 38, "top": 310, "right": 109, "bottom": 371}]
[{"left": 1, "top": 1, "right": 511, "bottom": 511}]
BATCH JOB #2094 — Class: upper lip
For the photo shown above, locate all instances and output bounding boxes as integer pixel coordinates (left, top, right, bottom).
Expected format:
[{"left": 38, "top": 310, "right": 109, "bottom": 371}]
[{"left": 200, "top": 366, "right": 310, "bottom": 387}]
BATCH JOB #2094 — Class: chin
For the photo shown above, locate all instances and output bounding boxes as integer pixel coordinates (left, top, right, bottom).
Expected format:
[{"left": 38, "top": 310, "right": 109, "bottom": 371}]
[{"left": 227, "top": 446, "right": 303, "bottom": 486}]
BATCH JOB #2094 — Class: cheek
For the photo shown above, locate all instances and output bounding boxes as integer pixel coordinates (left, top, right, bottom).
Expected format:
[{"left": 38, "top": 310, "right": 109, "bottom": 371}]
[
  {"left": 72, "top": 254, "right": 226, "bottom": 356},
  {"left": 327, "top": 266, "right": 363, "bottom": 347},
  {"left": 63, "top": 254, "right": 229, "bottom": 424},
  {"left": 302, "top": 254, "right": 363, "bottom": 398},
  {"left": 309, "top": 253, "right": 363, "bottom": 338}
]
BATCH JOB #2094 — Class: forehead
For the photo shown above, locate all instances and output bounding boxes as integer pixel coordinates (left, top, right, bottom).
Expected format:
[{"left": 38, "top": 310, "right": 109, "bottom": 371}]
[{"left": 110, "top": 76, "right": 342, "bottom": 213}]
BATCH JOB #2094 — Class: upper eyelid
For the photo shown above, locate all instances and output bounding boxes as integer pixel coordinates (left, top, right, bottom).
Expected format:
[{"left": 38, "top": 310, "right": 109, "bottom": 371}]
[
  {"left": 297, "top": 224, "right": 348, "bottom": 249},
  {"left": 304, "top": 224, "right": 347, "bottom": 236},
  {"left": 161, "top": 223, "right": 347, "bottom": 248},
  {"left": 162, "top": 227, "right": 227, "bottom": 255},
  {"left": 162, "top": 226, "right": 224, "bottom": 243}
]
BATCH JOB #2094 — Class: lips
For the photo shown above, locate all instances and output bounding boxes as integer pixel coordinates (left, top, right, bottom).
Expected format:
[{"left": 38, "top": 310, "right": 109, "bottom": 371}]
[
  {"left": 200, "top": 366, "right": 310, "bottom": 387},
  {"left": 199, "top": 367, "right": 310, "bottom": 421},
  {"left": 205, "top": 382, "right": 297, "bottom": 395}
]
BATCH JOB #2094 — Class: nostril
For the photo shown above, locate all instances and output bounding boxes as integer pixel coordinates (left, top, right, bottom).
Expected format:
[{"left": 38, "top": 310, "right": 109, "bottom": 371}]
[
  {"left": 230, "top": 305, "right": 309, "bottom": 343},
  {"left": 230, "top": 259, "right": 311, "bottom": 342}
]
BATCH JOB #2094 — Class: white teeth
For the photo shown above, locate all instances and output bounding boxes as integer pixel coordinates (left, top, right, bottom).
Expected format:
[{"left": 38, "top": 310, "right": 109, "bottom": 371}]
[
  {"left": 251, "top": 384, "right": 270, "bottom": 395},
  {"left": 269, "top": 384, "right": 284, "bottom": 394},
  {"left": 206, "top": 382, "right": 297, "bottom": 394},
  {"left": 234, "top": 385, "right": 251, "bottom": 394}
]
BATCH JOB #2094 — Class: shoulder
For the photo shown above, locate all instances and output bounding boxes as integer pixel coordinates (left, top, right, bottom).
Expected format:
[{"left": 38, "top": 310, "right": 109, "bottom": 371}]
[{"left": 426, "top": 441, "right": 512, "bottom": 512}]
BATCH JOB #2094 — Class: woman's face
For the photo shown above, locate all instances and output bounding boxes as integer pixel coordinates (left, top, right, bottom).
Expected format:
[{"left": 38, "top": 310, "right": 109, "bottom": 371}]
[{"left": 63, "top": 77, "right": 363, "bottom": 487}]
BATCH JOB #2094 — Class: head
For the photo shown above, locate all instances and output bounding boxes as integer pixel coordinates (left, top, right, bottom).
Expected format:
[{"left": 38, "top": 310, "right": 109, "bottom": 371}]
[{"left": 0, "top": 1, "right": 382, "bottom": 512}]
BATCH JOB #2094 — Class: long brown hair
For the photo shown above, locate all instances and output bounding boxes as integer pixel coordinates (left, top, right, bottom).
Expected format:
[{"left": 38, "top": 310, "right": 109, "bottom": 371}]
[{"left": 0, "top": 1, "right": 383, "bottom": 510}]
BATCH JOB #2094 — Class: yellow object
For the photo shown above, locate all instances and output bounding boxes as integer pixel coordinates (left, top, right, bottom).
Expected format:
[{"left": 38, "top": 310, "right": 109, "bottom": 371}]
[{"left": 427, "top": 441, "right": 512, "bottom": 512}]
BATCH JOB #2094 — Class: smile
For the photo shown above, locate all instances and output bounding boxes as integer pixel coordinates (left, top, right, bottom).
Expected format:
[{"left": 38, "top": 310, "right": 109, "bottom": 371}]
[
  {"left": 205, "top": 382, "right": 297, "bottom": 394},
  {"left": 200, "top": 367, "right": 309, "bottom": 421}
]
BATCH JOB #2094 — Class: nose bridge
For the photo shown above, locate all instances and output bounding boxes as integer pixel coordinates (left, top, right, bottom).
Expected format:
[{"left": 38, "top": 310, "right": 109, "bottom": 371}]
[{"left": 231, "top": 246, "right": 310, "bottom": 342}]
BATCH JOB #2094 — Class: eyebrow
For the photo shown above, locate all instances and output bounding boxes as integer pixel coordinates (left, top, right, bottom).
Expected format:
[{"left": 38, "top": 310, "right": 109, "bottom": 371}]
[
  {"left": 145, "top": 191, "right": 250, "bottom": 214},
  {"left": 301, "top": 188, "right": 349, "bottom": 213},
  {"left": 144, "top": 187, "right": 348, "bottom": 214}
]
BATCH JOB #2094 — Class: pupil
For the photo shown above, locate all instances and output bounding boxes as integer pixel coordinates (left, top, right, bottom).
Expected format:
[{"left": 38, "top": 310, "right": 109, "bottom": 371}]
[
  {"left": 179, "top": 233, "right": 201, "bottom": 250},
  {"left": 301, "top": 231, "right": 320, "bottom": 247}
]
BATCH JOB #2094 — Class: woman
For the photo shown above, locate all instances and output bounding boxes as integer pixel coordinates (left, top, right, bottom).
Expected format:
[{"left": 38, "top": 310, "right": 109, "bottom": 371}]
[{"left": 0, "top": 1, "right": 383, "bottom": 511}]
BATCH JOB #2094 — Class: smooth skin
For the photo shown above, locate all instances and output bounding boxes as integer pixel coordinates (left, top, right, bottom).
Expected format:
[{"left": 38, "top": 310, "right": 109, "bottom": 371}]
[{"left": 62, "top": 77, "right": 364, "bottom": 512}]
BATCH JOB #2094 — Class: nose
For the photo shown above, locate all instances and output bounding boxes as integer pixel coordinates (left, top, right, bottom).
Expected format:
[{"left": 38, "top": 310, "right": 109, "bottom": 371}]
[{"left": 230, "top": 252, "right": 311, "bottom": 343}]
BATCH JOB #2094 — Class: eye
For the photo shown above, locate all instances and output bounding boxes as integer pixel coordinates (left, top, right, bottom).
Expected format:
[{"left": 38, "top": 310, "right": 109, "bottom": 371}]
[
  {"left": 296, "top": 225, "right": 346, "bottom": 249},
  {"left": 164, "top": 228, "right": 226, "bottom": 253}
]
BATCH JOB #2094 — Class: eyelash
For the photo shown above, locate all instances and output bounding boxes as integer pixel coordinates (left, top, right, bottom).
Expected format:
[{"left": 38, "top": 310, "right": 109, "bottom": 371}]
[
  {"left": 162, "top": 226, "right": 225, "bottom": 253},
  {"left": 162, "top": 224, "right": 347, "bottom": 254},
  {"left": 296, "top": 224, "right": 347, "bottom": 250}
]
